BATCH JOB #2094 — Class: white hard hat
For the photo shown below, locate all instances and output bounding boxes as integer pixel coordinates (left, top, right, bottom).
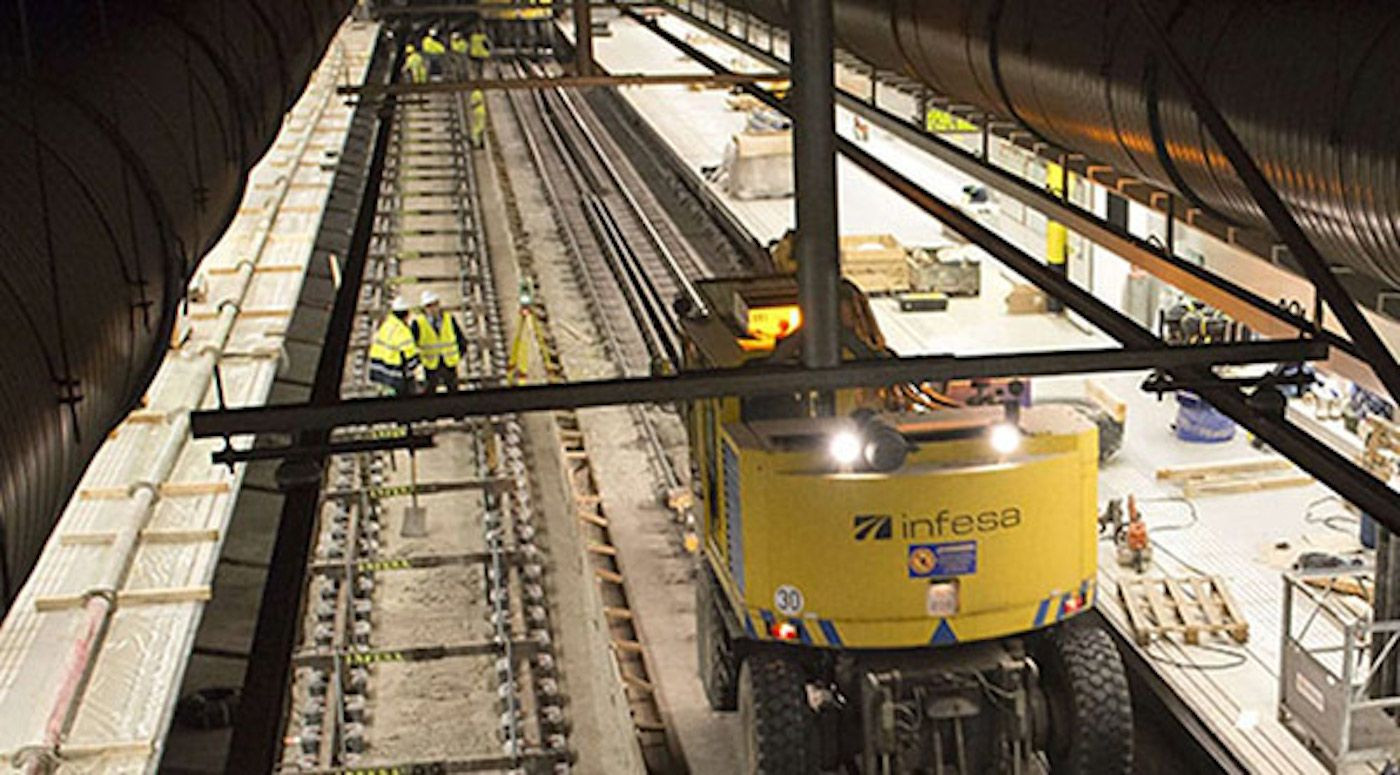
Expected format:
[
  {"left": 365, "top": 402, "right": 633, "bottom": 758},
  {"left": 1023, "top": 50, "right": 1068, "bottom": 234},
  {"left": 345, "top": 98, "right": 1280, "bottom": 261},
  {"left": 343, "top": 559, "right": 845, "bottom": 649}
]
[
  {"left": 421, "top": 289, "right": 441, "bottom": 306},
  {"left": 391, "top": 297, "right": 410, "bottom": 313}
]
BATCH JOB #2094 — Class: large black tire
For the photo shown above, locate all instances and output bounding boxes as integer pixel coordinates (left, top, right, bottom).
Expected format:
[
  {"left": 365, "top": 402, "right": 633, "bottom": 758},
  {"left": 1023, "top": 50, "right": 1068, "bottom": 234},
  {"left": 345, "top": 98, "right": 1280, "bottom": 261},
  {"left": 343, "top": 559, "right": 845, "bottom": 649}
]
[
  {"left": 696, "top": 569, "right": 738, "bottom": 710},
  {"left": 738, "top": 653, "right": 814, "bottom": 775},
  {"left": 1039, "top": 621, "right": 1133, "bottom": 774}
]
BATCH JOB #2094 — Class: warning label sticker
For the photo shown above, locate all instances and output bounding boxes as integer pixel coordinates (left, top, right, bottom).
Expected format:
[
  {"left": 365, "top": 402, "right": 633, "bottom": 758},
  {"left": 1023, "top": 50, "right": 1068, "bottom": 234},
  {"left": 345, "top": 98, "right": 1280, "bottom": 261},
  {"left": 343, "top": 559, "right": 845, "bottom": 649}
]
[{"left": 907, "top": 541, "right": 977, "bottom": 578}]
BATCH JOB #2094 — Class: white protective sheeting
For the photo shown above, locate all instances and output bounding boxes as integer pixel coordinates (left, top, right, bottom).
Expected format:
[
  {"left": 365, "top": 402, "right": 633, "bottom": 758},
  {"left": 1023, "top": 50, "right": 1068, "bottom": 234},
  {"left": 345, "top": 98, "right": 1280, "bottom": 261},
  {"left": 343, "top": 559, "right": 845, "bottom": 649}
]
[{"left": 0, "top": 21, "right": 379, "bottom": 774}]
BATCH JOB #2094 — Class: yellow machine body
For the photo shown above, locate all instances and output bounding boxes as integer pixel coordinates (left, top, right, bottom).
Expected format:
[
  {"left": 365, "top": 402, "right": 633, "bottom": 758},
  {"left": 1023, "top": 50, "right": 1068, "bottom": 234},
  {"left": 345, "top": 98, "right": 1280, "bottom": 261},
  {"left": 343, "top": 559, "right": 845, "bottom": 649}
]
[{"left": 683, "top": 277, "right": 1100, "bottom": 650}]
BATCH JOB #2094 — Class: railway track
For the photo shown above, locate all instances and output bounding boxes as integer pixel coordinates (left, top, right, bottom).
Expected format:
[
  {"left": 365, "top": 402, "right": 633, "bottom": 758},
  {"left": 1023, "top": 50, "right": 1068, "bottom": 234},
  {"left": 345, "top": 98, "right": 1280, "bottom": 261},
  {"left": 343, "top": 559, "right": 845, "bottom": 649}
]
[
  {"left": 504, "top": 60, "right": 710, "bottom": 375},
  {"left": 280, "top": 80, "right": 570, "bottom": 774}
]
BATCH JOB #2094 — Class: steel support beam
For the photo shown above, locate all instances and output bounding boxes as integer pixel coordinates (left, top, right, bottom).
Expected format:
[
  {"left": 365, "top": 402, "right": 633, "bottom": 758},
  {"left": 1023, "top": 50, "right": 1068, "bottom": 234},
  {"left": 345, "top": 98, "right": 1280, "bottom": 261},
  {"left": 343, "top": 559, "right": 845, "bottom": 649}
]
[
  {"left": 222, "top": 87, "right": 398, "bottom": 775},
  {"left": 573, "top": 0, "right": 595, "bottom": 76},
  {"left": 625, "top": 8, "right": 1400, "bottom": 523},
  {"left": 340, "top": 71, "right": 783, "bottom": 96},
  {"left": 192, "top": 340, "right": 1324, "bottom": 437},
  {"left": 791, "top": 0, "right": 840, "bottom": 378},
  {"left": 1127, "top": 0, "right": 1400, "bottom": 405}
]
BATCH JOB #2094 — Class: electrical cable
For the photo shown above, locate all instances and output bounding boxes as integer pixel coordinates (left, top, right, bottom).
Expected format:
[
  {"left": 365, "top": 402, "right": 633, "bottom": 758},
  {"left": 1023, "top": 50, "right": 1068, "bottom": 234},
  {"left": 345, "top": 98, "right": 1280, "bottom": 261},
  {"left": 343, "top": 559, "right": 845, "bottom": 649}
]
[{"left": 1144, "top": 641, "right": 1249, "bottom": 671}]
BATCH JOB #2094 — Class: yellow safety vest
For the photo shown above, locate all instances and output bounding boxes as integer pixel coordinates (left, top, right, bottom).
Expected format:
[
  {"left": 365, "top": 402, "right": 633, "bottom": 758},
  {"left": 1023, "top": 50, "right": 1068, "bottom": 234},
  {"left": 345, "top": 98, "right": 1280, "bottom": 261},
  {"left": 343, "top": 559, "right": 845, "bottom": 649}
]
[
  {"left": 416, "top": 314, "right": 462, "bottom": 369},
  {"left": 369, "top": 315, "right": 419, "bottom": 369},
  {"left": 403, "top": 51, "right": 428, "bottom": 84},
  {"left": 469, "top": 32, "right": 491, "bottom": 59},
  {"left": 451, "top": 36, "right": 468, "bottom": 55},
  {"left": 422, "top": 35, "right": 446, "bottom": 55}
]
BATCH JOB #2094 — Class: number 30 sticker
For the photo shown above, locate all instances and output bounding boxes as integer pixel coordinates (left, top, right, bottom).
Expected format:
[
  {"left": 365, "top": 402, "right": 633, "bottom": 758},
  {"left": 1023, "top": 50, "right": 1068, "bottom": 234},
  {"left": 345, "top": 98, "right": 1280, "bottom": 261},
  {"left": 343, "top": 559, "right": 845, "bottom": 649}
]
[{"left": 774, "top": 585, "right": 804, "bottom": 615}]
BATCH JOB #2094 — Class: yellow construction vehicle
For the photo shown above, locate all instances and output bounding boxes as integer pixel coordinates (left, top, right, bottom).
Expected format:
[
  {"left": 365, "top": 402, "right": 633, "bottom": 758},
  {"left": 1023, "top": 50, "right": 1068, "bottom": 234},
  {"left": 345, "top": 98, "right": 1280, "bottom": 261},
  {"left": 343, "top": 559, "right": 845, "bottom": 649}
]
[{"left": 682, "top": 276, "right": 1133, "bottom": 773}]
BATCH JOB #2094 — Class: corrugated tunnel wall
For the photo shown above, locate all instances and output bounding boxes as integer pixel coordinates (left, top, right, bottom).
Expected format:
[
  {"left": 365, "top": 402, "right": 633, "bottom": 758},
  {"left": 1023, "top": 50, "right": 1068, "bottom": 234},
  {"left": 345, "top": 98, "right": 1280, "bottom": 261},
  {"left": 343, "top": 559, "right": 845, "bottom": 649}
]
[
  {"left": 0, "top": 0, "right": 354, "bottom": 608},
  {"left": 730, "top": 0, "right": 1400, "bottom": 289}
]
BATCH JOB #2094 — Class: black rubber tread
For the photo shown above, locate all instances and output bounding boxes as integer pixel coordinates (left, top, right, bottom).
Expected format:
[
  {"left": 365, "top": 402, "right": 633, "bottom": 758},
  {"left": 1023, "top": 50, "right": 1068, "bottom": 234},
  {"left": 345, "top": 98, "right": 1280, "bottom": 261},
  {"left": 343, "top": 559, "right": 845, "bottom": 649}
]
[
  {"left": 1041, "top": 621, "right": 1134, "bottom": 774},
  {"left": 738, "top": 653, "right": 813, "bottom": 775},
  {"left": 696, "top": 567, "right": 738, "bottom": 710}
]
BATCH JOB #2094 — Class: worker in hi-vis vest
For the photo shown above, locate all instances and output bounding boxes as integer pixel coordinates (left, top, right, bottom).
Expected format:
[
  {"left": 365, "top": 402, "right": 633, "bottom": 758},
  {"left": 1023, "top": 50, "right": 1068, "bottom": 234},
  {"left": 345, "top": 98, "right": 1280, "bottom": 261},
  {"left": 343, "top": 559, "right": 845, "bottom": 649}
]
[
  {"left": 421, "top": 27, "right": 446, "bottom": 77},
  {"left": 449, "top": 30, "right": 468, "bottom": 77},
  {"left": 467, "top": 26, "right": 492, "bottom": 79},
  {"left": 369, "top": 297, "right": 421, "bottom": 396},
  {"left": 412, "top": 290, "right": 468, "bottom": 394},
  {"left": 402, "top": 44, "right": 428, "bottom": 85},
  {"left": 469, "top": 89, "right": 487, "bottom": 149}
]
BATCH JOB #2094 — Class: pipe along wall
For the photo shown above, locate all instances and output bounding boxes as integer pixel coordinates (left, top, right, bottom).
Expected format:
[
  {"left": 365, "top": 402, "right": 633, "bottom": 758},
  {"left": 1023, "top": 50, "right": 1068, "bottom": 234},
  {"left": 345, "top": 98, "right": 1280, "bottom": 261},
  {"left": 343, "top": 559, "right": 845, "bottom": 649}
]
[
  {"left": 730, "top": 0, "right": 1400, "bottom": 289},
  {"left": 0, "top": 0, "right": 354, "bottom": 609}
]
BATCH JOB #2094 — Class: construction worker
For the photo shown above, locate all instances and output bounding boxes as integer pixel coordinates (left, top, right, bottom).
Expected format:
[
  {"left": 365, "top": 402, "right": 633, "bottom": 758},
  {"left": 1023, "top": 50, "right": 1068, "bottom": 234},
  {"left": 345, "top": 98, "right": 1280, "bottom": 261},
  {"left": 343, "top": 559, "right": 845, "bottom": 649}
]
[
  {"left": 402, "top": 44, "right": 428, "bottom": 85},
  {"left": 412, "top": 290, "right": 468, "bottom": 393},
  {"left": 369, "top": 297, "right": 421, "bottom": 396},
  {"left": 449, "top": 30, "right": 468, "bottom": 78},
  {"left": 467, "top": 25, "right": 492, "bottom": 79},
  {"left": 421, "top": 27, "right": 447, "bottom": 77},
  {"left": 469, "top": 89, "right": 487, "bottom": 149}
]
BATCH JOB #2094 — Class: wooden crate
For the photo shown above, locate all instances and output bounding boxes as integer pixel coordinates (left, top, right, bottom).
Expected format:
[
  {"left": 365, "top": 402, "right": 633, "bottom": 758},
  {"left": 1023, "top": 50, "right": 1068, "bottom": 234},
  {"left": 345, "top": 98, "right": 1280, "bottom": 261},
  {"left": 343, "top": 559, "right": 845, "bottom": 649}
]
[
  {"left": 841, "top": 234, "right": 909, "bottom": 294},
  {"left": 1118, "top": 575, "right": 1249, "bottom": 646}
]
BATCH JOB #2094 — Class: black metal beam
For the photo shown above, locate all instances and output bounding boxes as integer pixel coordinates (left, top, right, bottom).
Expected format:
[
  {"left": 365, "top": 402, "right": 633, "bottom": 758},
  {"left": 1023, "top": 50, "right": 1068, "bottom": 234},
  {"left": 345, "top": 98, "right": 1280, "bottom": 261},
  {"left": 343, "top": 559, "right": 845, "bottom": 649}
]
[
  {"left": 212, "top": 433, "right": 435, "bottom": 466},
  {"left": 573, "top": 0, "right": 595, "bottom": 76},
  {"left": 192, "top": 341, "right": 1324, "bottom": 437},
  {"left": 627, "top": 8, "right": 1400, "bottom": 523},
  {"left": 791, "top": 0, "right": 840, "bottom": 376},
  {"left": 1127, "top": 0, "right": 1400, "bottom": 405},
  {"left": 222, "top": 50, "right": 398, "bottom": 775}
]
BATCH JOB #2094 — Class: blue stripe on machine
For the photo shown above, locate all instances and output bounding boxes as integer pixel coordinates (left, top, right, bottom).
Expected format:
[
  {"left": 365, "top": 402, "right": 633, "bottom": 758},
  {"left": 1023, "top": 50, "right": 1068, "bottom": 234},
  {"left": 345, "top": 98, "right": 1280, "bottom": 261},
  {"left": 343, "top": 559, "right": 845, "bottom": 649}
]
[
  {"left": 758, "top": 609, "right": 775, "bottom": 638},
  {"left": 818, "top": 619, "right": 843, "bottom": 646},
  {"left": 1033, "top": 597, "right": 1051, "bottom": 627},
  {"left": 743, "top": 612, "right": 757, "bottom": 639},
  {"left": 792, "top": 619, "right": 812, "bottom": 645}
]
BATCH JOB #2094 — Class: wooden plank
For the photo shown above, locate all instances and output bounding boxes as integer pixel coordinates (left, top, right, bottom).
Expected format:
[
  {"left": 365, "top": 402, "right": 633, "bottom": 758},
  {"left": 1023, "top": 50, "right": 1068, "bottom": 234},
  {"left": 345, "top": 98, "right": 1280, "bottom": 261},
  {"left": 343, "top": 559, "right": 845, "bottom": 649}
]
[
  {"left": 586, "top": 543, "right": 618, "bottom": 557},
  {"left": 1085, "top": 379, "right": 1127, "bottom": 425},
  {"left": 595, "top": 568, "right": 624, "bottom": 585},
  {"left": 1184, "top": 473, "right": 1313, "bottom": 498},
  {"left": 1164, "top": 578, "right": 1202, "bottom": 645},
  {"left": 1155, "top": 458, "right": 1292, "bottom": 481},
  {"left": 205, "top": 264, "right": 305, "bottom": 276},
  {"left": 1192, "top": 577, "right": 1224, "bottom": 629},
  {"left": 1118, "top": 582, "right": 1154, "bottom": 645},
  {"left": 1210, "top": 576, "right": 1251, "bottom": 643},
  {"left": 160, "top": 481, "right": 232, "bottom": 498},
  {"left": 187, "top": 308, "right": 292, "bottom": 321},
  {"left": 59, "top": 528, "right": 220, "bottom": 546},
  {"left": 603, "top": 606, "right": 634, "bottom": 621},
  {"left": 36, "top": 585, "right": 212, "bottom": 612},
  {"left": 1145, "top": 581, "right": 1179, "bottom": 634}
]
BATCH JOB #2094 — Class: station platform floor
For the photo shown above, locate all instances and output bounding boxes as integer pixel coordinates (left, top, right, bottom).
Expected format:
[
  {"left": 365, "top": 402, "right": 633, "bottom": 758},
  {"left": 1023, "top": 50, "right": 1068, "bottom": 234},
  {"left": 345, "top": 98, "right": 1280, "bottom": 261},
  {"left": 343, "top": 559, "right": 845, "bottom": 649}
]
[{"left": 582, "top": 10, "right": 1383, "bottom": 774}]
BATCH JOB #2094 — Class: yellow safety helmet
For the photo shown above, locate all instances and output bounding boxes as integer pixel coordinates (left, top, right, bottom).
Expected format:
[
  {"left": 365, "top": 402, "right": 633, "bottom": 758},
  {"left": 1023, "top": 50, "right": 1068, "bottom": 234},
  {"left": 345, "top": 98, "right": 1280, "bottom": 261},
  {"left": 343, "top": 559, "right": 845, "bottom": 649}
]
[{"left": 405, "top": 44, "right": 416, "bottom": 53}]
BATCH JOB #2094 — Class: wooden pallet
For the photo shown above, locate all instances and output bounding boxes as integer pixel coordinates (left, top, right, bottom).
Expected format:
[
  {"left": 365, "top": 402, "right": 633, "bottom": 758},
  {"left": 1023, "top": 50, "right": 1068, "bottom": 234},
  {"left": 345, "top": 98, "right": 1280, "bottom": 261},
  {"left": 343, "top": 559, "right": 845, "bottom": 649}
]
[
  {"left": 1118, "top": 575, "right": 1249, "bottom": 646},
  {"left": 1155, "top": 457, "right": 1312, "bottom": 498}
]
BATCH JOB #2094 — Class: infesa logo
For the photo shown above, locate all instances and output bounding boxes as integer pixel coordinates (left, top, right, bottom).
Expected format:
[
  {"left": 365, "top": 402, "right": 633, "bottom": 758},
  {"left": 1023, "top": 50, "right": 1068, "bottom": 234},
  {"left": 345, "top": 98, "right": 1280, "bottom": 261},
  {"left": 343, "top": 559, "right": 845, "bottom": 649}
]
[
  {"left": 852, "top": 515, "right": 893, "bottom": 541},
  {"left": 853, "top": 509, "right": 1023, "bottom": 541}
]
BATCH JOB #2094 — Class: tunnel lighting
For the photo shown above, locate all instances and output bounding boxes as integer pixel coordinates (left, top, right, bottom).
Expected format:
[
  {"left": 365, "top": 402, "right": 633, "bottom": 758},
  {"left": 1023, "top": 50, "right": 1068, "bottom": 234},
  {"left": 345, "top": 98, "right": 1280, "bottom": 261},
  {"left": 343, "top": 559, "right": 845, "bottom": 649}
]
[
  {"left": 989, "top": 423, "right": 1022, "bottom": 455},
  {"left": 829, "top": 431, "right": 863, "bottom": 467}
]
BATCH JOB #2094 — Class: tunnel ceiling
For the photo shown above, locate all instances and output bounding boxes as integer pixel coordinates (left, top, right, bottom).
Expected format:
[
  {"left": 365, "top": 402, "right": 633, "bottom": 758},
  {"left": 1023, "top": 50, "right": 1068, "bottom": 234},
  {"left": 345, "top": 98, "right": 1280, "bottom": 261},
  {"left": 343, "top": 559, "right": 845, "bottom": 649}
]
[
  {"left": 731, "top": 0, "right": 1400, "bottom": 291},
  {"left": 0, "top": 0, "right": 355, "bottom": 605}
]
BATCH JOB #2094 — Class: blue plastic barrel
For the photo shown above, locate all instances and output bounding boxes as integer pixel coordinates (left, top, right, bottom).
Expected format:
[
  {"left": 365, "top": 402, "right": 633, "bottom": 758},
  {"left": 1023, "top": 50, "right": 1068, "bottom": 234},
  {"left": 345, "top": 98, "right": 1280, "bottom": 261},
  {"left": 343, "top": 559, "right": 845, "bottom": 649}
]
[{"left": 1174, "top": 392, "right": 1237, "bottom": 443}]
